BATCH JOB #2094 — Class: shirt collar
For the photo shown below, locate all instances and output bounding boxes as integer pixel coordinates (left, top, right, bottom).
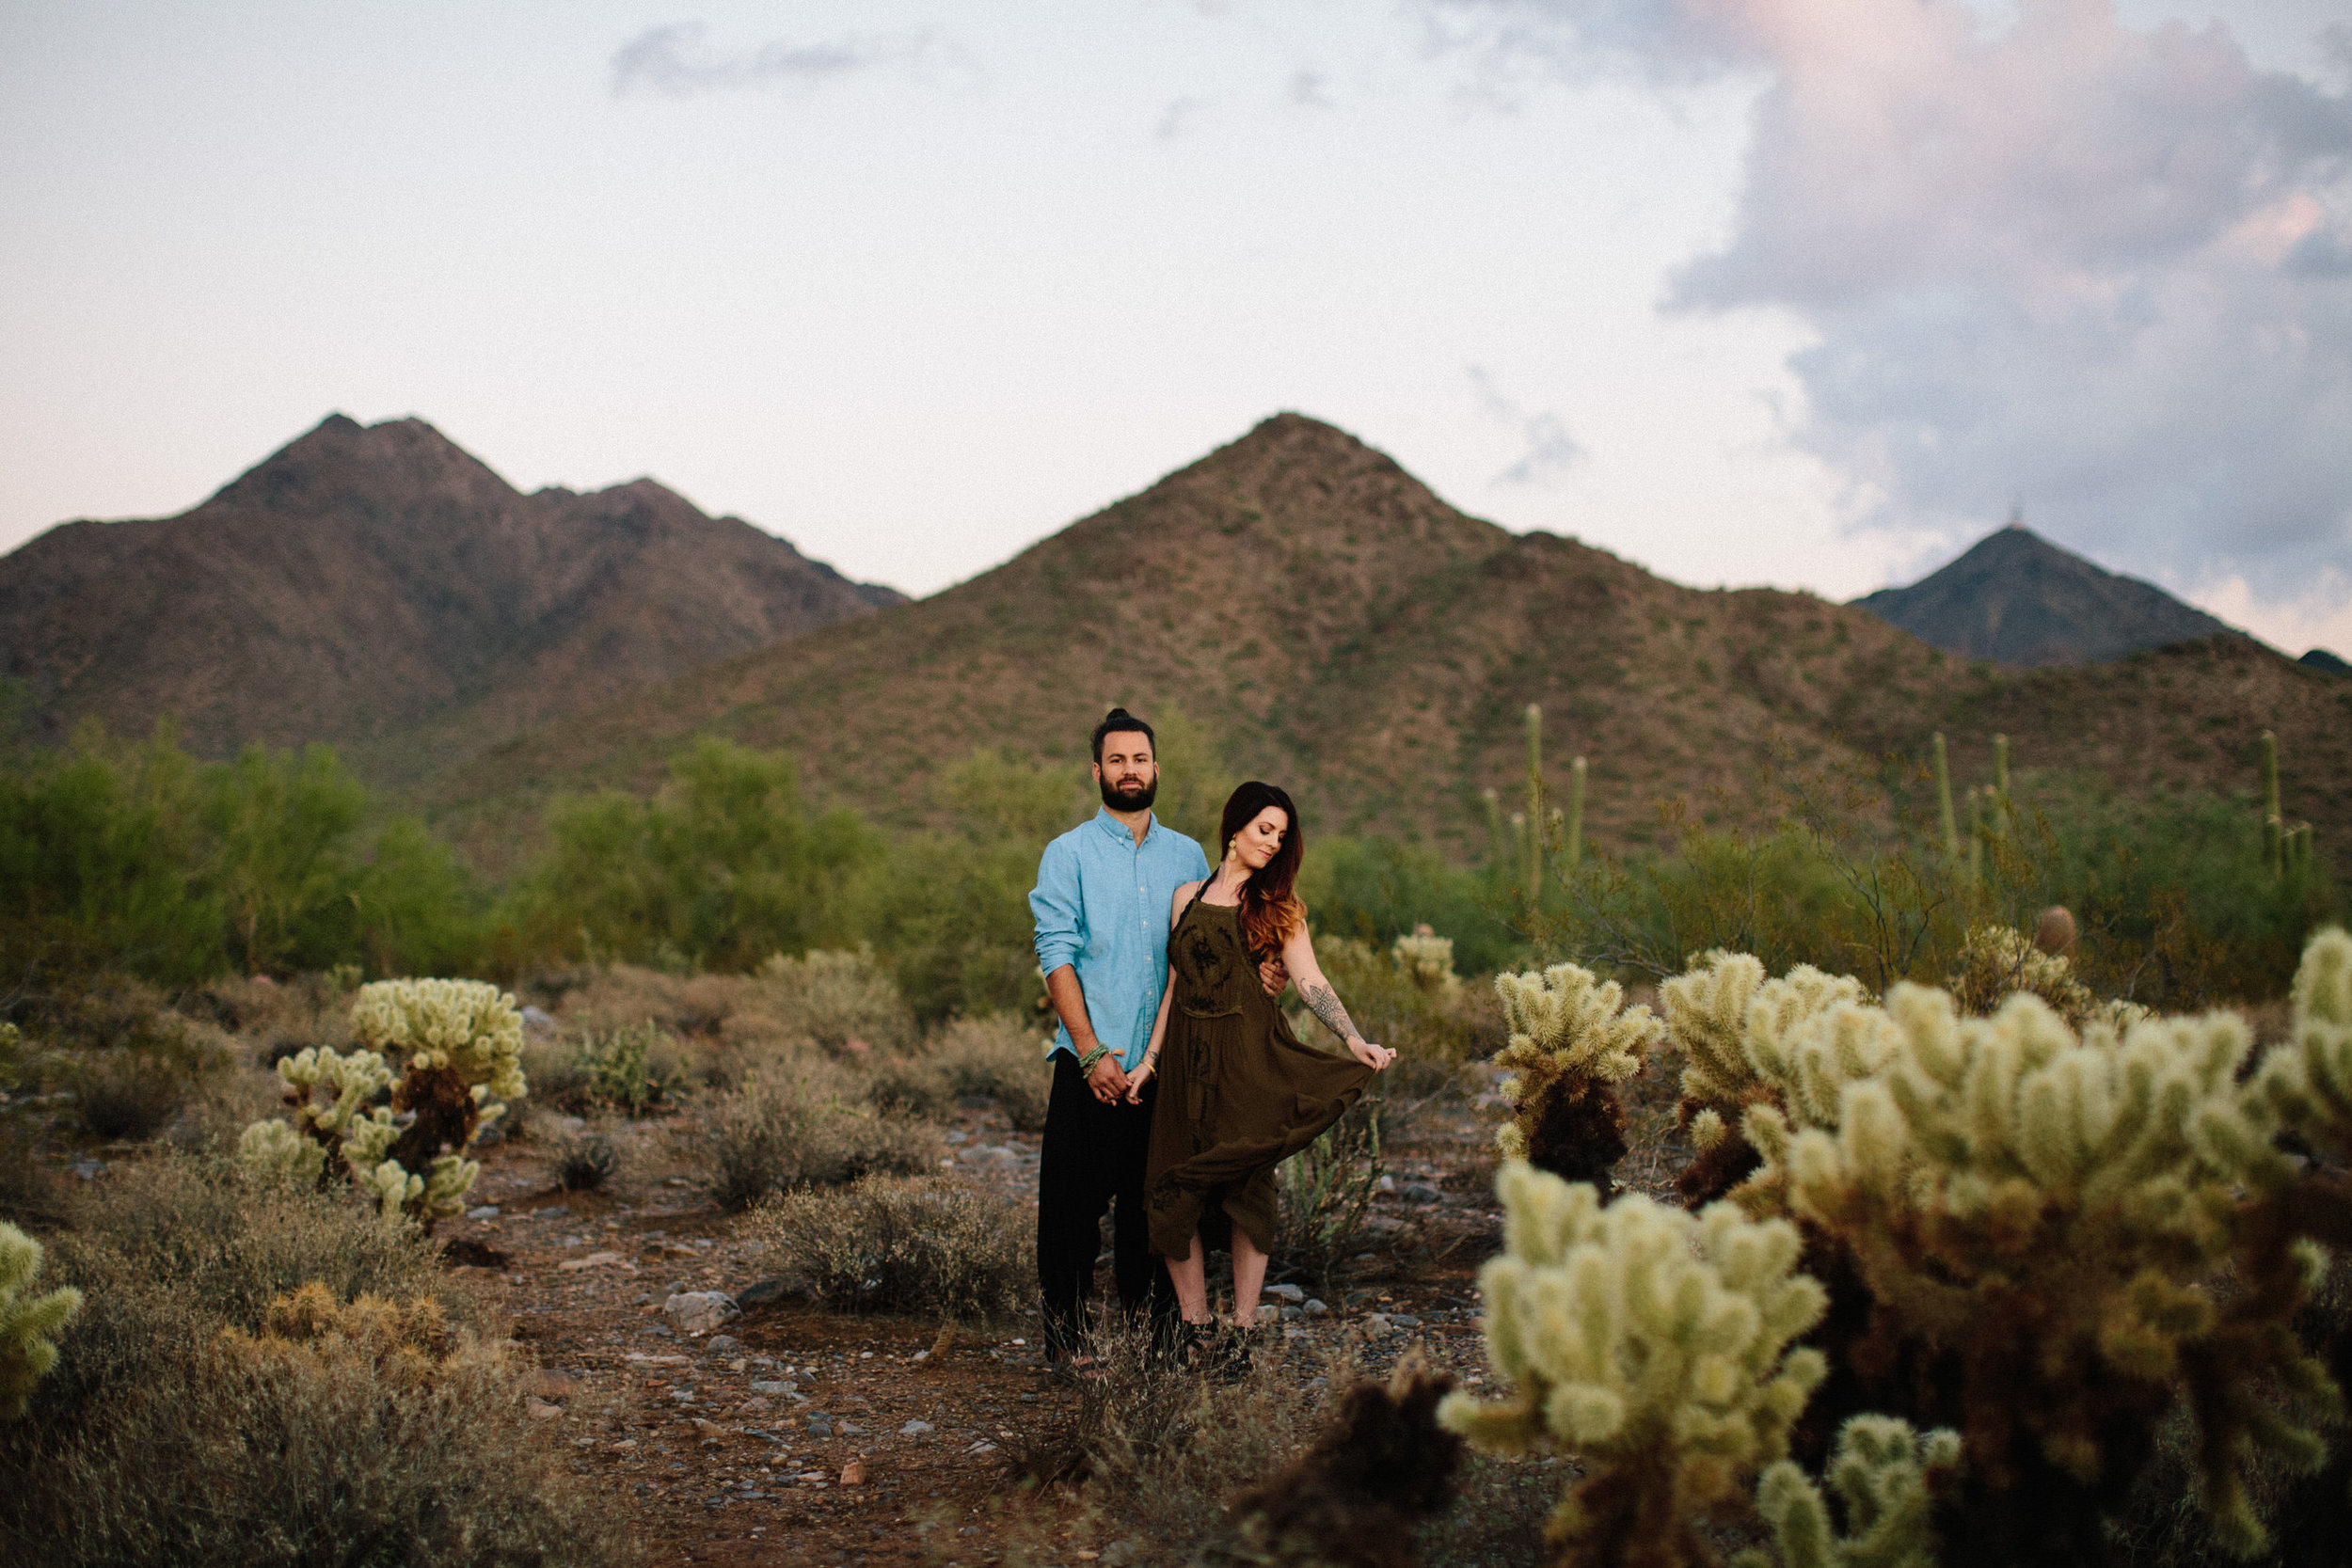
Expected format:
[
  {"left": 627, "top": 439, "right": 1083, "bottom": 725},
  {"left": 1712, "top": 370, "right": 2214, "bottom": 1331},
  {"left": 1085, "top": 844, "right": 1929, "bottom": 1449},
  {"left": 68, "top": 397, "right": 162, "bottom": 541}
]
[{"left": 1092, "top": 807, "right": 1157, "bottom": 846}]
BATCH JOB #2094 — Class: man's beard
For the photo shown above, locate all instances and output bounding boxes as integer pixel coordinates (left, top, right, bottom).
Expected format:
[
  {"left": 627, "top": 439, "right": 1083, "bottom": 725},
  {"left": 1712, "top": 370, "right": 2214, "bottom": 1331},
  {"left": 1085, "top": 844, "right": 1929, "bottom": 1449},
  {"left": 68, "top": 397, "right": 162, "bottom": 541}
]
[{"left": 1100, "top": 773, "right": 1158, "bottom": 811}]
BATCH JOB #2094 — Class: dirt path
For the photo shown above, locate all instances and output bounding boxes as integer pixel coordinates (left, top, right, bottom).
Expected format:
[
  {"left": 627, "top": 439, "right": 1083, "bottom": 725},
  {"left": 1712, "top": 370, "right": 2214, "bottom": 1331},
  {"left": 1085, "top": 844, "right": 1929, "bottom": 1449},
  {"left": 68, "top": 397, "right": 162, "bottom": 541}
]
[{"left": 451, "top": 1093, "right": 1524, "bottom": 1565}]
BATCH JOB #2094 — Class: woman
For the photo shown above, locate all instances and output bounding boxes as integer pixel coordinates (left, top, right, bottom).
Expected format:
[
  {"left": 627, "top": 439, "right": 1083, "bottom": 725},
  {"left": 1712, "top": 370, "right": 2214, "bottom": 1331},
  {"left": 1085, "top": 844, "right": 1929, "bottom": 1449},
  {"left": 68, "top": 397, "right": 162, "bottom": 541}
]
[{"left": 1123, "top": 781, "right": 1396, "bottom": 1342}]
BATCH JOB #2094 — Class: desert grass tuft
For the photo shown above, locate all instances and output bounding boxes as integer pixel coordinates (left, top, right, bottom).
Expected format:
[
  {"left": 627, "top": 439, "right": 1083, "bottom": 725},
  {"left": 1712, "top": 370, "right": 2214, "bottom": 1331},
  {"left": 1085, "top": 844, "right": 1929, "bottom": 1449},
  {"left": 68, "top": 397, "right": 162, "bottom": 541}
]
[{"left": 750, "top": 1173, "right": 1028, "bottom": 1320}]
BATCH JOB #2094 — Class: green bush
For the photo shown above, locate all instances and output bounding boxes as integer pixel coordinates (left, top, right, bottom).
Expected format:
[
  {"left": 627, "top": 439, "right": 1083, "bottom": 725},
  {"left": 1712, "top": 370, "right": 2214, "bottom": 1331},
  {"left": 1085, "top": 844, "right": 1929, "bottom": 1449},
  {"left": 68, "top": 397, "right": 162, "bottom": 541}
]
[
  {"left": 749, "top": 946, "right": 914, "bottom": 1056},
  {"left": 1301, "top": 834, "right": 1521, "bottom": 977},
  {"left": 575, "top": 1022, "right": 686, "bottom": 1116}
]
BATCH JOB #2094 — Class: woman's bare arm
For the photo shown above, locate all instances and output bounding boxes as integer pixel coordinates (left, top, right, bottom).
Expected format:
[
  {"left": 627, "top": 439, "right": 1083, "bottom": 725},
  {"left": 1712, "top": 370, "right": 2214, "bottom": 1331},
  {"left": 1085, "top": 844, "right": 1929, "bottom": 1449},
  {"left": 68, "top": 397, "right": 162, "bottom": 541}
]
[{"left": 1279, "top": 924, "right": 1395, "bottom": 1069}]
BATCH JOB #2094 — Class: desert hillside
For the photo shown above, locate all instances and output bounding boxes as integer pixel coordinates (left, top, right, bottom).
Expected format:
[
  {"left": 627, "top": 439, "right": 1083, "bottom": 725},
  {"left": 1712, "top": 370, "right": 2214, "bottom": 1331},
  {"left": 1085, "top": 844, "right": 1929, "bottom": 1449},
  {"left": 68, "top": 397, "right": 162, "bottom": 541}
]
[
  {"left": 423, "top": 414, "right": 2352, "bottom": 874},
  {"left": 0, "top": 414, "right": 902, "bottom": 781}
]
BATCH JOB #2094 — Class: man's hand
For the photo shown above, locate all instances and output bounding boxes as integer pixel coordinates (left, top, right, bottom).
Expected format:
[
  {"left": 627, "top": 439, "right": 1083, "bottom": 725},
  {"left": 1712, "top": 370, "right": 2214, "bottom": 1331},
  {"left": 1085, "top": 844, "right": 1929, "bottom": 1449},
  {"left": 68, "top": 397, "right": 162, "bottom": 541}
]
[
  {"left": 1258, "top": 954, "right": 1289, "bottom": 998},
  {"left": 1087, "top": 1052, "right": 1130, "bottom": 1103}
]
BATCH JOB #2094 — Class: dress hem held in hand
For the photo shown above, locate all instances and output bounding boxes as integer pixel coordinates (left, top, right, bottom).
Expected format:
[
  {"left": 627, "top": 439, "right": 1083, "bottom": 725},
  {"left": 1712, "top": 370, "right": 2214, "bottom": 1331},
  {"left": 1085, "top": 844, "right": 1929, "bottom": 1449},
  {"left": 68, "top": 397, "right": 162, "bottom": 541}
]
[{"left": 1143, "top": 898, "right": 1372, "bottom": 1259}]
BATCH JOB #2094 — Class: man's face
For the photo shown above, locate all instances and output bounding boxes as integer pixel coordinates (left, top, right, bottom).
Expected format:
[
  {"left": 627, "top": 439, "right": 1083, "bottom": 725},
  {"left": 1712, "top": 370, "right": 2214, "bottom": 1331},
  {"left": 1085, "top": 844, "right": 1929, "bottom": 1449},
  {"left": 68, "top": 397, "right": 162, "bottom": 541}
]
[{"left": 1093, "top": 731, "right": 1158, "bottom": 811}]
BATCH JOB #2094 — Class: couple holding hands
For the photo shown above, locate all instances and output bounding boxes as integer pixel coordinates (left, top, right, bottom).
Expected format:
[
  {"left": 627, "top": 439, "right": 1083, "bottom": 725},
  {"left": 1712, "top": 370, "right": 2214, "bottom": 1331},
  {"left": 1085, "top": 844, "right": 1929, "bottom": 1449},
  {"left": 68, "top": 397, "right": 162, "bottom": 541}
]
[{"left": 1029, "top": 707, "right": 1396, "bottom": 1370}]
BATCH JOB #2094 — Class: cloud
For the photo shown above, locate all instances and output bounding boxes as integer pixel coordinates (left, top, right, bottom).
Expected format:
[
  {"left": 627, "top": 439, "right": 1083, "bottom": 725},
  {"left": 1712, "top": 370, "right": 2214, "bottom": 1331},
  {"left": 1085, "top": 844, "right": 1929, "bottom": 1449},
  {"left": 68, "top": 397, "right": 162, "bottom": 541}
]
[
  {"left": 1287, "top": 69, "right": 1334, "bottom": 107},
  {"left": 1427, "top": 0, "right": 2352, "bottom": 617},
  {"left": 610, "top": 23, "right": 942, "bottom": 97},
  {"left": 1154, "top": 95, "right": 1209, "bottom": 139},
  {"left": 1469, "top": 365, "right": 1584, "bottom": 484}
]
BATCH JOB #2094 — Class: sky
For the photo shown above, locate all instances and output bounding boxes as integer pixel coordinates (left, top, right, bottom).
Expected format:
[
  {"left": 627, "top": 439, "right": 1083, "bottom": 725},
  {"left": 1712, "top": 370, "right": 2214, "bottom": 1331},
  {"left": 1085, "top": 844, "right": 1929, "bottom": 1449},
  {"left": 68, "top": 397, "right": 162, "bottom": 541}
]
[{"left": 4, "top": 0, "right": 2348, "bottom": 655}]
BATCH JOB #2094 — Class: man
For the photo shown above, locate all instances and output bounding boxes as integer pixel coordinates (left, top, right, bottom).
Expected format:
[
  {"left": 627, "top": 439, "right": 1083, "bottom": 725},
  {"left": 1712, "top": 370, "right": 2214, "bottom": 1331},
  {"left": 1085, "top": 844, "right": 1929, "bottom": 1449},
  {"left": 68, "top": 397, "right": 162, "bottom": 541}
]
[{"left": 1029, "top": 707, "right": 1279, "bottom": 1367}]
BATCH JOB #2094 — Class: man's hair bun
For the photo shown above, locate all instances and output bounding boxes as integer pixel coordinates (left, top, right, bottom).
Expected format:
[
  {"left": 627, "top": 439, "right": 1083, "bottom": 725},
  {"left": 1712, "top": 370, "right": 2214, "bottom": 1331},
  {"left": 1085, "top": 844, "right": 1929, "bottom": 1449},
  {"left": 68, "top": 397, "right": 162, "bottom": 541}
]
[{"left": 1092, "top": 706, "right": 1155, "bottom": 762}]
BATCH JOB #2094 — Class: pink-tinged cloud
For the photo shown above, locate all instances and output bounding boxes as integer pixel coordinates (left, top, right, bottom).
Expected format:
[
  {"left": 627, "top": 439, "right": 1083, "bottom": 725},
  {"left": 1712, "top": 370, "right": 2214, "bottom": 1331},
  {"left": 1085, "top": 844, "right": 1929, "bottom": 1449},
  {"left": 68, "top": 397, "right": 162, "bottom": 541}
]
[{"left": 1438, "top": 0, "right": 2352, "bottom": 610}]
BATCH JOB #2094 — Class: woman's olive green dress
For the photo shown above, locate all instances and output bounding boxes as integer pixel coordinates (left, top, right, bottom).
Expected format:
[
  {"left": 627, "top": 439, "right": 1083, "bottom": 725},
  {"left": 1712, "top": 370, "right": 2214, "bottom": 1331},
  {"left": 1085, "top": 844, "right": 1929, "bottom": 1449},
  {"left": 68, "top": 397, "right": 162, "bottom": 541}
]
[{"left": 1145, "top": 896, "right": 1374, "bottom": 1260}]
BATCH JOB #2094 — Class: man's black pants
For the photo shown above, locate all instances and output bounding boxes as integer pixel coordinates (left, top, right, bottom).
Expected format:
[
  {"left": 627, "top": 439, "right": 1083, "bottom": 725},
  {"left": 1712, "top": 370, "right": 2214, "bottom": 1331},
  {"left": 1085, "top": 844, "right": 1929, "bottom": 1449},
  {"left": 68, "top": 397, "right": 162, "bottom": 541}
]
[{"left": 1037, "top": 1053, "right": 1171, "bottom": 1354}]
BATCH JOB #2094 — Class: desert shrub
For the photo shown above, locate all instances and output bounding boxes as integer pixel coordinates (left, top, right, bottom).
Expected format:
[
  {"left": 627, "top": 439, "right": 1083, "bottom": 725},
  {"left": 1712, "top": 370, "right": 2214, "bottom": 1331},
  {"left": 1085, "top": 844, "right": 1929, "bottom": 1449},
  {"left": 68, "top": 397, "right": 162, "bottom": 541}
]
[
  {"left": 866, "top": 1014, "right": 1051, "bottom": 1132},
  {"left": 512, "top": 1027, "right": 590, "bottom": 1125},
  {"left": 694, "top": 1070, "right": 939, "bottom": 1208},
  {"left": 555, "top": 1132, "right": 619, "bottom": 1192},
  {"left": 750, "top": 946, "right": 914, "bottom": 1055},
  {"left": 14, "top": 1277, "right": 632, "bottom": 1568},
  {"left": 1276, "top": 1104, "right": 1387, "bottom": 1291},
  {"left": 750, "top": 1174, "right": 1028, "bottom": 1319},
  {"left": 543, "top": 963, "right": 691, "bottom": 1037},
  {"left": 16, "top": 1154, "right": 460, "bottom": 1418},
  {"left": 0, "top": 1128, "right": 64, "bottom": 1230}
]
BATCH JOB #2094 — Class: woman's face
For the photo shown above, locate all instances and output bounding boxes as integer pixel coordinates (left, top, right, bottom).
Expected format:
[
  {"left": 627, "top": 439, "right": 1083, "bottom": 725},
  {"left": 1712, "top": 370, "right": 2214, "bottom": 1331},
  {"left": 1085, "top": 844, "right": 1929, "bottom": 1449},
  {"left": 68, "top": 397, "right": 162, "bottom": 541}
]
[{"left": 1231, "top": 806, "right": 1289, "bottom": 872}]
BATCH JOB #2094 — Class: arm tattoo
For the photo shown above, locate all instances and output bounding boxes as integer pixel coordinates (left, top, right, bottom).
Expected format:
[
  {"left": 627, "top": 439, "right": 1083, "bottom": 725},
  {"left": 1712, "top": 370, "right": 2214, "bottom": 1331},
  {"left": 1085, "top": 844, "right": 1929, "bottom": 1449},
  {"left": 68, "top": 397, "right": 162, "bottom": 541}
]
[{"left": 1302, "top": 982, "right": 1360, "bottom": 1045}]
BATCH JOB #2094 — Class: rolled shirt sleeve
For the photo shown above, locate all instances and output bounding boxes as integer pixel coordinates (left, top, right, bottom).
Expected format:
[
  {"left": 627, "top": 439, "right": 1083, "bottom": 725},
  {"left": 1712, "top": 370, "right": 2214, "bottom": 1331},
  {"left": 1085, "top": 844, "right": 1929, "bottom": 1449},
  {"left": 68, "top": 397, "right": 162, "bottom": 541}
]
[{"left": 1030, "top": 838, "right": 1084, "bottom": 980}]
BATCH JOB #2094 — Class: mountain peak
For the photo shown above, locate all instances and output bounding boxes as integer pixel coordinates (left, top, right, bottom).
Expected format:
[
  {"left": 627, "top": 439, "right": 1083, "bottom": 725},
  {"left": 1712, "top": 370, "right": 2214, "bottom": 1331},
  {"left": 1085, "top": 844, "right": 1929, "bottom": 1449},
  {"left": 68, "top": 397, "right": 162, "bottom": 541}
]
[
  {"left": 208, "top": 413, "right": 517, "bottom": 515},
  {"left": 1854, "top": 524, "right": 2241, "bottom": 666}
]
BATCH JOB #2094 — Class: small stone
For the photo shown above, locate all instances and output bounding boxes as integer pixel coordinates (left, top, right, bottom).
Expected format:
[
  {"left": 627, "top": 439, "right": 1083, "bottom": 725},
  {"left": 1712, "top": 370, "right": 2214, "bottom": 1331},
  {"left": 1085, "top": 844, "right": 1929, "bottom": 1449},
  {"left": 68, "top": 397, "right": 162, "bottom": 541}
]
[
  {"left": 899, "top": 1419, "right": 934, "bottom": 1436},
  {"left": 1254, "top": 1304, "right": 1281, "bottom": 1326},
  {"left": 692, "top": 1418, "right": 724, "bottom": 1438},
  {"left": 1401, "top": 1181, "right": 1442, "bottom": 1204},
  {"left": 1279, "top": 1306, "right": 1302, "bottom": 1323},
  {"left": 704, "top": 1335, "right": 741, "bottom": 1354},
  {"left": 559, "top": 1250, "right": 632, "bottom": 1273},
  {"left": 528, "top": 1370, "right": 577, "bottom": 1400},
  {"left": 750, "top": 1380, "right": 797, "bottom": 1396},
  {"left": 535, "top": 1205, "right": 570, "bottom": 1220},
  {"left": 839, "top": 1461, "right": 866, "bottom": 1486},
  {"left": 1390, "top": 1314, "right": 1422, "bottom": 1328},
  {"left": 664, "top": 1291, "right": 739, "bottom": 1336},
  {"left": 1302, "top": 1299, "right": 1329, "bottom": 1317},
  {"left": 526, "top": 1399, "right": 564, "bottom": 1420},
  {"left": 1365, "top": 1313, "right": 1392, "bottom": 1332},
  {"left": 467, "top": 1205, "right": 501, "bottom": 1220},
  {"left": 838, "top": 1421, "right": 866, "bottom": 1435},
  {"left": 1263, "top": 1283, "right": 1305, "bottom": 1304}
]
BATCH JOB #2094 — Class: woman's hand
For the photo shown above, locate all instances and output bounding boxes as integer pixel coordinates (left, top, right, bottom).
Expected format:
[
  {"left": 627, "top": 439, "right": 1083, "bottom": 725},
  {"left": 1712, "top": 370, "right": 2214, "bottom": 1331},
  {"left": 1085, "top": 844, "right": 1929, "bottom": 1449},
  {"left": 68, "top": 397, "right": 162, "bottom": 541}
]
[
  {"left": 1347, "top": 1037, "right": 1396, "bottom": 1071},
  {"left": 1123, "top": 1054, "right": 1158, "bottom": 1104}
]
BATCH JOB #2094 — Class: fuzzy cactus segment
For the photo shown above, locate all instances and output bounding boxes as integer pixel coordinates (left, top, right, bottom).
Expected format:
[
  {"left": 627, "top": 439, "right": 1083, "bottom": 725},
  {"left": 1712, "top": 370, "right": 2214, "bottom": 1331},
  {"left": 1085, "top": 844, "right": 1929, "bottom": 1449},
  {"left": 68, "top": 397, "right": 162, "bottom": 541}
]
[
  {"left": 1736, "top": 1416, "right": 1962, "bottom": 1568},
  {"left": 236, "top": 1117, "right": 326, "bottom": 1187},
  {"left": 0, "top": 1221, "right": 82, "bottom": 1418},
  {"left": 350, "top": 978, "right": 527, "bottom": 1112},
  {"left": 1441, "top": 1162, "right": 1828, "bottom": 1568},
  {"left": 1663, "top": 956, "right": 1870, "bottom": 1207},
  {"left": 1944, "top": 925, "right": 2098, "bottom": 1026},
  {"left": 2247, "top": 926, "right": 2352, "bottom": 1165},
  {"left": 1492, "top": 964, "right": 1661, "bottom": 1192},
  {"left": 1783, "top": 986, "right": 2334, "bottom": 1557},
  {"left": 277, "top": 1046, "right": 395, "bottom": 1139}
]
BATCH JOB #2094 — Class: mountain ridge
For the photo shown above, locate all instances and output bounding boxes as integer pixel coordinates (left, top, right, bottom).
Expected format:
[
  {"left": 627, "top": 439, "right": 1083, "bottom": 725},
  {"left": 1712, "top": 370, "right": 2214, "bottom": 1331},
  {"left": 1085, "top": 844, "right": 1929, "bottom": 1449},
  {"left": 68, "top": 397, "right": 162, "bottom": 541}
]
[
  {"left": 0, "top": 414, "right": 904, "bottom": 780},
  {"left": 417, "top": 414, "right": 2352, "bottom": 879}
]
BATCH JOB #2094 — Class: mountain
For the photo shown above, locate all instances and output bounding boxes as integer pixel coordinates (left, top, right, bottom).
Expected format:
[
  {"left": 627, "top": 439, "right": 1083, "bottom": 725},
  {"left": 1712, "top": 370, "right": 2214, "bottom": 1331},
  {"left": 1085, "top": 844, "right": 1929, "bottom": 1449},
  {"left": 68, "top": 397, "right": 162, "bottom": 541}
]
[
  {"left": 1851, "top": 523, "right": 2239, "bottom": 667},
  {"left": 0, "top": 415, "right": 902, "bottom": 779},
  {"left": 421, "top": 415, "right": 2351, "bottom": 877},
  {"left": 2302, "top": 649, "right": 2350, "bottom": 676}
]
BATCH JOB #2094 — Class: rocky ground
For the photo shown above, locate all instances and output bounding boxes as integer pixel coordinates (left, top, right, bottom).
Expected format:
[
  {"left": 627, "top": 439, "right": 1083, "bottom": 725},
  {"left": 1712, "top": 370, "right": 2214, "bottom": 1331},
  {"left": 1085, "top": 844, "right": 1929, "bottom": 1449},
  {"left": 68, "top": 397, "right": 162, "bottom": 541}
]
[{"left": 452, "top": 1079, "right": 1565, "bottom": 1567}]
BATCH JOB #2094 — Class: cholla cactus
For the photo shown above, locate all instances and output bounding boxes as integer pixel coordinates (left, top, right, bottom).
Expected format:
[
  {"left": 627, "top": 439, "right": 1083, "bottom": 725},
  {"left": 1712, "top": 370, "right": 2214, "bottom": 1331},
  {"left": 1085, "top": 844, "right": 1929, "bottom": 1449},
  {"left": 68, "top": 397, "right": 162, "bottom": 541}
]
[
  {"left": 1735, "top": 1416, "right": 1962, "bottom": 1568},
  {"left": 218, "top": 1280, "right": 482, "bottom": 1391},
  {"left": 1440, "top": 1163, "right": 1828, "bottom": 1568},
  {"left": 1943, "top": 925, "right": 2096, "bottom": 1026},
  {"left": 240, "top": 977, "right": 526, "bottom": 1224},
  {"left": 2242, "top": 925, "right": 2352, "bottom": 1167},
  {"left": 278, "top": 1045, "right": 395, "bottom": 1141},
  {"left": 1662, "top": 956, "right": 1870, "bottom": 1205},
  {"left": 1781, "top": 986, "right": 2335, "bottom": 1559},
  {"left": 1391, "top": 929, "right": 1460, "bottom": 994},
  {"left": 1492, "top": 963, "right": 1661, "bottom": 1193},
  {"left": 351, "top": 977, "right": 527, "bottom": 1122},
  {"left": 0, "top": 1222, "right": 81, "bottom": 1418},
  {"left": 236, "top": 1117, "right": 326, "bottom": 1186}
]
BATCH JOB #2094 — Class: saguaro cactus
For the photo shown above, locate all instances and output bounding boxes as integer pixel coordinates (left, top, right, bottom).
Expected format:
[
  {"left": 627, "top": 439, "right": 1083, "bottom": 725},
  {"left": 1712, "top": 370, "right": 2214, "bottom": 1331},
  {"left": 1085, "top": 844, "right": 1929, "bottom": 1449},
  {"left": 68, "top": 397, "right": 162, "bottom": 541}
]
[
  {"left": 1931, "top": 735, "right": 1958, "bottom": 862},
  {"left": 1526, "top": 704, "right": 1547, "bottom": 903},
  {"left": 1566, "top": 755, "right": 1588, "bottom": 872}
]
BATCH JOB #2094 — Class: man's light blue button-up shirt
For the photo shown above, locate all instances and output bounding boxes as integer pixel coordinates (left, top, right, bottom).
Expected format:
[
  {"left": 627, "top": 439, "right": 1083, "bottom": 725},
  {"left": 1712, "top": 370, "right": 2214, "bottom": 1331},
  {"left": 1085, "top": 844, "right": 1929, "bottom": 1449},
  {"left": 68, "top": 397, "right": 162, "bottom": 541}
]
[{"left": 1030, "top": 809, "right": 1212, "bottom": 1072}]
